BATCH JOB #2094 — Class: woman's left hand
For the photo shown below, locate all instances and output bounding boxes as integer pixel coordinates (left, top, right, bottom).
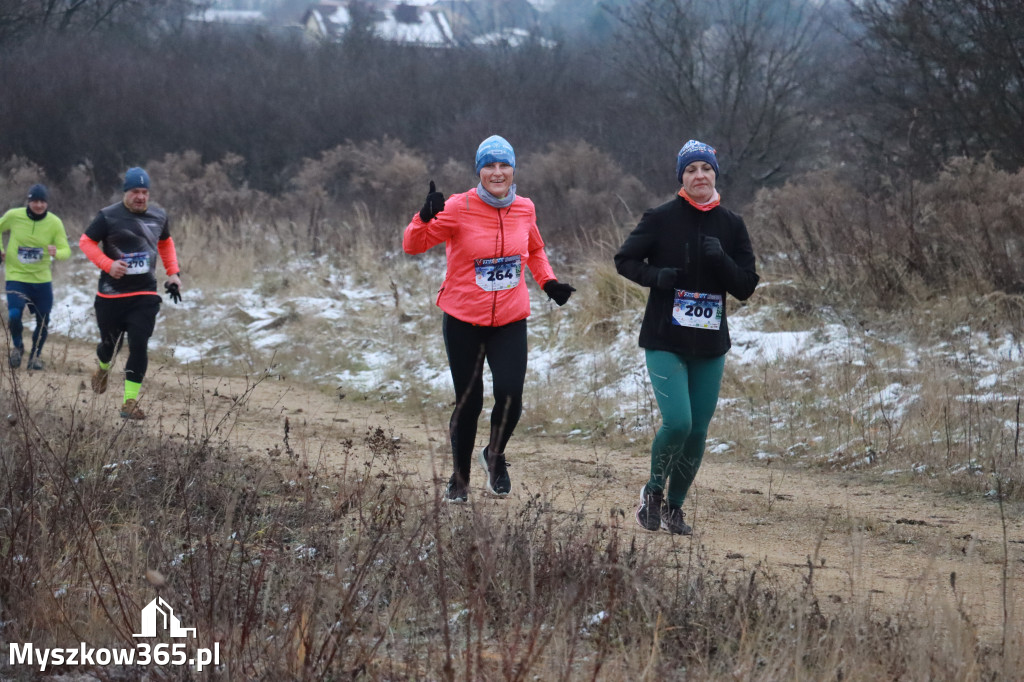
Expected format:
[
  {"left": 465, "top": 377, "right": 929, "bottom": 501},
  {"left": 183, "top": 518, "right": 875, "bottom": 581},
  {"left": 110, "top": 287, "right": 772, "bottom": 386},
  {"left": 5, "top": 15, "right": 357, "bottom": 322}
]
[{"left": 543, "top": 280, "right": 576, "bottom": 306}]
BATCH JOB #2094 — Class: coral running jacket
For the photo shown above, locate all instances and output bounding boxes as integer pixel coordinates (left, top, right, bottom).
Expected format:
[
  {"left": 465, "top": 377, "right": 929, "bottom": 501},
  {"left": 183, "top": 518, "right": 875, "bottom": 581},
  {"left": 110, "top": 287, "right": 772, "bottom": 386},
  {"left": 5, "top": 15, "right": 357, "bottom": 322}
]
[{"left": 404, "top": 188, "right": 557, "bottom": 327}]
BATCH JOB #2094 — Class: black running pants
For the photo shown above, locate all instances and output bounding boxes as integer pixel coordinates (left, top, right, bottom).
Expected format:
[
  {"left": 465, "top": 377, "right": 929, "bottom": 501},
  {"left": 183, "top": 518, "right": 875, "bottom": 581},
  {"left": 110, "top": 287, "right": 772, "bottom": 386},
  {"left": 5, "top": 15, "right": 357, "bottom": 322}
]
[
  {"left": 442, "top": 313, "right": 527, "bottom": 483},
  {"left": 94, "top": 294, "right": 161, "bottom": 384}
]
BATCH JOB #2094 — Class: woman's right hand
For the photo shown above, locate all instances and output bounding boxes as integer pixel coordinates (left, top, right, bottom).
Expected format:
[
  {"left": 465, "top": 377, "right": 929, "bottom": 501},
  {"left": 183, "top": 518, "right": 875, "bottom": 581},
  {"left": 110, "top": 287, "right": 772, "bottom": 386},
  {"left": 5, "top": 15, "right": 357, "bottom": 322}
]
[
  {"left": 419, "top": 181, "right": 446, "bottom": 222},
  {"left": 656, "top": 267, "right": 680, "bottom": 290}
]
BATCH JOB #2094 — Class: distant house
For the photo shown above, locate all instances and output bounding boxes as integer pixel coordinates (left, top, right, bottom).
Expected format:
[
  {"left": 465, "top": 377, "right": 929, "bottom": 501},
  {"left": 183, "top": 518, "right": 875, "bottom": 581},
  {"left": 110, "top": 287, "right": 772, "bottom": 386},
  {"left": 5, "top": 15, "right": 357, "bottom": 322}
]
[
  {"left": 432, "top": 0, "right": 540, "bottom": 45},
  {"left": 471, "top": 26, "right": 555, "bottom": 49},
  {"left": 302, "top": 1, "right": 454, "bottom": 47},
  {"left": 186, "top": 9, "right": 268, "bottom": 29}
]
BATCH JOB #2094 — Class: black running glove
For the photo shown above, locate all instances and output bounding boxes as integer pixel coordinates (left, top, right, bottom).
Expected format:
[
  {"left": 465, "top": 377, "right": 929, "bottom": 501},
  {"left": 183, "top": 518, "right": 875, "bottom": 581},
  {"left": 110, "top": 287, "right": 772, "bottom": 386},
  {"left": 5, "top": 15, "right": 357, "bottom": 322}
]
[
  {"left": 702, "top": 236, "right": 725, "bottom": 262},
  {"left": 164, "top": 281, "right": 182, "bottom": 304},
  {"left": 419, "top": 180, "right": 446, "bottom": 222},
  {"left": 656, "top": 267, "right": 680, "bottom": 290},
  {"left": 543, "top": 280, "right": 575, "bottom": 306}
]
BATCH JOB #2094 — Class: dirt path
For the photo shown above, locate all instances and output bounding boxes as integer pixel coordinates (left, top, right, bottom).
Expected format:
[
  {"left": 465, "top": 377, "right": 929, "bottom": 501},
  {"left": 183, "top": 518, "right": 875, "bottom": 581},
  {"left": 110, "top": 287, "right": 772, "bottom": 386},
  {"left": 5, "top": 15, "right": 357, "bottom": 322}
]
[{"left": 12, "top": 341, "right": 1023, "bottom": 644}]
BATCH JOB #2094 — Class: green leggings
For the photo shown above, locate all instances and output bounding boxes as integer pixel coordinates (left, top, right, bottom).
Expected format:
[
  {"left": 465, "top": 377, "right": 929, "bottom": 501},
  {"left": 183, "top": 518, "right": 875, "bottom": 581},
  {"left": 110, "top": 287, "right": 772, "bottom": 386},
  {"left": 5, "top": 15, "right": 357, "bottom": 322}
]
[{"left": 645, "top": 349, "right": 726, "bottom": 507}]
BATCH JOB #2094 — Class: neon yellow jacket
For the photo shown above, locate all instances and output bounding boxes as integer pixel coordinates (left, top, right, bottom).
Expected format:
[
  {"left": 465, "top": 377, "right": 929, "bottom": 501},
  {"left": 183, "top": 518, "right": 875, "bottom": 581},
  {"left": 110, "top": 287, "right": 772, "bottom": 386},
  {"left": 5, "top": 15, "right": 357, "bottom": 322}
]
[{"left": 0, "top": 207, "right": 71, "bottom": 284}]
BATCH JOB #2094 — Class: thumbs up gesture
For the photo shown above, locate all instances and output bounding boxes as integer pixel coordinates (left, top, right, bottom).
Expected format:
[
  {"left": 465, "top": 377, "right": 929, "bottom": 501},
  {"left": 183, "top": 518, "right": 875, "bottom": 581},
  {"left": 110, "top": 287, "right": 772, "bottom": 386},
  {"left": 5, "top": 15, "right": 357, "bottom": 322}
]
[{"left": 419, "top": 180, "right": 446, "bottom": 222}]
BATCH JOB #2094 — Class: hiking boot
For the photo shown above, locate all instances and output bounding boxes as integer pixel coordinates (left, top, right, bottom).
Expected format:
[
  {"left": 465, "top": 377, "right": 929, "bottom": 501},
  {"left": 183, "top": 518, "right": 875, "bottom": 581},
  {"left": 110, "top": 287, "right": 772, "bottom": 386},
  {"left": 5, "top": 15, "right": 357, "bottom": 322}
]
[
  {"left": 479, "top": 447, "right": 511, "bottom": 496},
  {"left": 120, "top": 399, "right": 146, "bottom": 420},
  {"left": 91, "top": 366, "right": 109, "bottom": 394},
  {"left": 635, "top": 485, "right": 663, "bottom": 531},
  {"left": 444, "top": 474, "right": 468, "bottom": 504},
  {"left": 26, "top": 357, "right": 44, "bottom": 371},
  {"left": 9, "top": 347, "right": 22, "bottom": 368},
  {"left": 661, "top": 504, "right": 692, "bottom": 535}
]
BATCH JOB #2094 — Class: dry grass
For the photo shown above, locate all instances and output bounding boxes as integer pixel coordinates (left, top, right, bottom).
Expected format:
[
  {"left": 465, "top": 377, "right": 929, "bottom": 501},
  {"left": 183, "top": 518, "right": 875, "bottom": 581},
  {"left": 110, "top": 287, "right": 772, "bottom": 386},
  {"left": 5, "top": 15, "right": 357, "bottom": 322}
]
[{"left": 0, "top": 366, "right": 1017, "bottom": 681}]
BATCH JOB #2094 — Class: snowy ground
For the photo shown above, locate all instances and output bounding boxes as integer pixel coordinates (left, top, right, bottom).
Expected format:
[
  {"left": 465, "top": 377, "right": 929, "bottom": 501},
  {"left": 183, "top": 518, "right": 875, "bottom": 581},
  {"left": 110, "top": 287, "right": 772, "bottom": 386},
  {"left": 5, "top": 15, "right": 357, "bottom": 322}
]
[{"left": 43, "top": 253, "right": 1024, "bottom": 478}]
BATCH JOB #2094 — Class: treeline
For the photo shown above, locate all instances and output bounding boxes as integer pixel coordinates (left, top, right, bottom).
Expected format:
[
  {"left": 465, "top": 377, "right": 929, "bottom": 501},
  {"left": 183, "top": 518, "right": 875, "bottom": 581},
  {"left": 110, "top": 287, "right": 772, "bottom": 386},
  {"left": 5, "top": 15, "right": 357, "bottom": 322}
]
[{"left": 0, "top": 0, "right": 1022, "bottom": 210}]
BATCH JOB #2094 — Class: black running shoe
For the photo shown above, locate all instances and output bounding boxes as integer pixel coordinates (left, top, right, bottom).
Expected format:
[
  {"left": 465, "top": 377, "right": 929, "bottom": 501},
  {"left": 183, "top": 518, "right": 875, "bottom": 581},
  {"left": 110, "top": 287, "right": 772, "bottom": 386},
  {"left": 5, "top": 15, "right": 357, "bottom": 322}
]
[
  {"left": 635, "top": 485, "right": 663, "bottom": 531},
  {"left": 479, "top": 447, "right": 511, "bottom": 496},
  {"left": 444, "top": 474, "right": 468, "bottom": 504},
  {"left": 661, "top": 504, "right": 692, "bottom": 535}
]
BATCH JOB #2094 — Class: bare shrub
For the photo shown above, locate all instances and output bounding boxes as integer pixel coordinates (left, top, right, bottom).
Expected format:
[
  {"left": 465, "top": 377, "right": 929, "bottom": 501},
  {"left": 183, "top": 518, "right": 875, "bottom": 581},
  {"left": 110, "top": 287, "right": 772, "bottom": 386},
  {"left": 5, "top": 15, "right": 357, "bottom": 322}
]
[
  {"left": 520, "top": 140, "right": 654, "bottom": 247},
  {"left": 754, "top": 157, "right": 1024, "bottom": 313},
  {"left": 146, "top": 150, "right": 275, "bottom": 222},
  {"left": 0, "top": 155, "right": 47, "bottom": 210},
  {"left": 287, "top": 137, "right": 429, "bottom": 253}
]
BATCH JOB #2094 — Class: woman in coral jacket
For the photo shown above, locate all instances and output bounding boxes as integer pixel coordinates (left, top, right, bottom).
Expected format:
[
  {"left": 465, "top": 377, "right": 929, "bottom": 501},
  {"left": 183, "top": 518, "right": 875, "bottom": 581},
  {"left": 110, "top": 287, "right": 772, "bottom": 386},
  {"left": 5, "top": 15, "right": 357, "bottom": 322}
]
[
  {"left": 615, "top": 140, "right": 759, "bottom": 536},
  {"left": 404, "top": 135, "right": 575, "bottom": 504}
]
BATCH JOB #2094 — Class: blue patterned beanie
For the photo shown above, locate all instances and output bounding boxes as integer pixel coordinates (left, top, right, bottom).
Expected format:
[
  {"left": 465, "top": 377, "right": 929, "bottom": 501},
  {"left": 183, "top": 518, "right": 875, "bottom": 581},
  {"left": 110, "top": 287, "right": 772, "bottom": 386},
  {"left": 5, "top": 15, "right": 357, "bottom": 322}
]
[
  {"left": 475, "top": 135, "right": 516, "bottom": 175},
  {"left": 676, "top": 140, "right": 719, "bottom": 182},
  {"left": 123, "top": 167, "right": 150, "bottom": 192}
]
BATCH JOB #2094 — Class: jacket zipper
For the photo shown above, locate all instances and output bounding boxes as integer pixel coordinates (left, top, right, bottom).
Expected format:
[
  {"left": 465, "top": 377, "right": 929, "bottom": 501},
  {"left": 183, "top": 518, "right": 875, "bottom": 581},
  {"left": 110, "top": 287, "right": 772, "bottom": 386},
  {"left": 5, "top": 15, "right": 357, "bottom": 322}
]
[{"left": 491, "top": 207, "right": 506, "bottom": 327}]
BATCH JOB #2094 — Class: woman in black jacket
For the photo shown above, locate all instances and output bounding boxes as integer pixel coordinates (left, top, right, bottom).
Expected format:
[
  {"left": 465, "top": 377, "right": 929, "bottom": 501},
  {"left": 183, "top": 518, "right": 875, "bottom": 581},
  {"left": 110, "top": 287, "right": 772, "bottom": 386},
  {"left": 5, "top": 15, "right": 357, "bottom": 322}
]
[{"left": 614, "top": 140, "right": 759, "bottom": 535}]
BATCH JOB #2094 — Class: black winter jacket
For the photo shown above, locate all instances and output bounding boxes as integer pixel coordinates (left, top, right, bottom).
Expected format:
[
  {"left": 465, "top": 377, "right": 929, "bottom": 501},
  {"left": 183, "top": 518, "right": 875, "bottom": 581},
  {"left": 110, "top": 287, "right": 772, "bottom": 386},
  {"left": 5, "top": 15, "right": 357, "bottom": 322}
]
[{"left": 614, "top": 195, "right": 759, "bottom": 358}]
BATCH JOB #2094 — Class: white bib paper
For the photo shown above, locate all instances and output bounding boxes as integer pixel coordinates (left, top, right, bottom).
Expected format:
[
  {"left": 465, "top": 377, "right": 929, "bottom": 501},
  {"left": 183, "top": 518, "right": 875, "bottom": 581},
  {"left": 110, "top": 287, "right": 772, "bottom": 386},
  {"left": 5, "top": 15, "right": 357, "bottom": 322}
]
[
  {"left": 17, "top": 246, "right": 44, "bottom": 265},
  {"left": 474, "top": 255, "right": 522, "bottom": 292},
  {"left": 672, "top": 290, "right": 723, "bottom": 330},
  {"left": 122, "top": 251, "right": 150, "bottom": 275}
]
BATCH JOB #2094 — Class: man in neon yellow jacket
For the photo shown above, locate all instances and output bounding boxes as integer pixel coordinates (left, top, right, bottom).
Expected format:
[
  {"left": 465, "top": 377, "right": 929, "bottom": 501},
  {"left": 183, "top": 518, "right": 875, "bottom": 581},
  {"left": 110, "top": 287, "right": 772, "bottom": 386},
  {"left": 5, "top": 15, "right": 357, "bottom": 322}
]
[{"left": 0, "top": 184, "right": 72, "bottom": 370}]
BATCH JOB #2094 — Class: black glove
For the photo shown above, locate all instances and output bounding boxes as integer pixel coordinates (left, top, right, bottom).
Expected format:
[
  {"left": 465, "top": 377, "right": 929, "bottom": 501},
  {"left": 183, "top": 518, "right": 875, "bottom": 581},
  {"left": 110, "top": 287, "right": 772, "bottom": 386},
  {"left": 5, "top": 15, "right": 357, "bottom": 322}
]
[
  {"left": 702, "top": 235, "right": 725, "bottom": 262},
  {"left": 419, "top": 180, "right": 445, "bottom": 222},
  {"left": 164, "top": 281, "right": 181, "bottom": 304},
  {"left": 656, "top": 267, "right": 680, "bottom": 290},
  {"left": 543, "top": 280, "right": 575, "bottom": 306}
]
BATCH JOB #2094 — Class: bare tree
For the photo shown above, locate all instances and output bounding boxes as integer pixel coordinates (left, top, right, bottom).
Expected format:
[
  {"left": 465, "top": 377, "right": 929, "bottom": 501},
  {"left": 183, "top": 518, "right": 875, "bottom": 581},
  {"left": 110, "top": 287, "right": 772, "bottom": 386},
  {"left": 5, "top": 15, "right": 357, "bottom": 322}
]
[
  {"left": 610, "top": 0, "right": 833, "bottom": 201},
  {"left": 846, "top": 0, "right": 1024, "bottom": 174},
  {"left": 0, "top": 0, "right": 202, "bottom": 44}
]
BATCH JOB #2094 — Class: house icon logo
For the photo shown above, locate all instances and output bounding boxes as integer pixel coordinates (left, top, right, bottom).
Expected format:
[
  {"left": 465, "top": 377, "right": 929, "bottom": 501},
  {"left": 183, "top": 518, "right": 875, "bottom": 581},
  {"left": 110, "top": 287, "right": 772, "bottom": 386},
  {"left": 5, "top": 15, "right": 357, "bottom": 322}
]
[{"left": 133, "top": 597, "right": 197, "bottom": 638}]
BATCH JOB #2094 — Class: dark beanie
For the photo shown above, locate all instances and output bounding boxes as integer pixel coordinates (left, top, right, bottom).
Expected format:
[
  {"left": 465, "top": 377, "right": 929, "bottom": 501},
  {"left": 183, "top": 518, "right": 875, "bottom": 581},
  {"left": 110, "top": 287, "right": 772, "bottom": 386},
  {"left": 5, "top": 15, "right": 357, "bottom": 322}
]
[
  {"left": 675, "top": 140, "right": 719, "bottom": 182},
  {"left": 27, "top": 184, "right": 48, "bottom": 202},
  {"left": 123, "top": 167, "right": 150, "bottom": 192}
]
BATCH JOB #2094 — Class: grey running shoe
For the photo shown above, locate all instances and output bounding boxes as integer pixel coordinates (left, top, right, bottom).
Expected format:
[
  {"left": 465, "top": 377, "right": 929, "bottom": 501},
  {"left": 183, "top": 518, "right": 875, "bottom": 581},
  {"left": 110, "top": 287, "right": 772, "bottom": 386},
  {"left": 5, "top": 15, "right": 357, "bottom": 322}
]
[
  {"left": 479, "top": 447, "right": 511, "bottom": 496},
  {"left": 26, "top": 357, "right": 44, "bottom": 371},
  {"left": 120, "top": 399, "right": 146, "bottom": 420},
  {"left": 91, "top": 366, "right": 109, "bottom": 394},
  {"left": 9, "top": 347, "right": 22, "bottom": 368},
  {"left": 635, "top": 485, "right": 663, "bottom": 531},
  {"left": 661, "top": 504, "right": 692, "bottom": 535},
  {"left": 444, "top": 474, "right": 468, "bottom": 504}
]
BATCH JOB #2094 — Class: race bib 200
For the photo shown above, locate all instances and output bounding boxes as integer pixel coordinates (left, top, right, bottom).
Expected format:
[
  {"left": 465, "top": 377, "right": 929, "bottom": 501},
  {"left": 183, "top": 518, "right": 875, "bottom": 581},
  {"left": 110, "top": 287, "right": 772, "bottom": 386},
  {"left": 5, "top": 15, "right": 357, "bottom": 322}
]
[{"left": 672, "top": 290, "right": 723, "bottom": 330}]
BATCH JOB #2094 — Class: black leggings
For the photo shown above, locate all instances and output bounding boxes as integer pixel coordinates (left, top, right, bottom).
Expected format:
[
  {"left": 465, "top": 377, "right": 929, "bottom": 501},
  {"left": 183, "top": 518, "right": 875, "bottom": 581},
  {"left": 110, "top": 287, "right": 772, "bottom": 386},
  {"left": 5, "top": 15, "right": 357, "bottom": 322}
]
[
  {"left": 94, "top": 295, "right": 161, "bottom": 384},
  {"left": 442, "top": 313, "right": 527, "bottom": 483}
]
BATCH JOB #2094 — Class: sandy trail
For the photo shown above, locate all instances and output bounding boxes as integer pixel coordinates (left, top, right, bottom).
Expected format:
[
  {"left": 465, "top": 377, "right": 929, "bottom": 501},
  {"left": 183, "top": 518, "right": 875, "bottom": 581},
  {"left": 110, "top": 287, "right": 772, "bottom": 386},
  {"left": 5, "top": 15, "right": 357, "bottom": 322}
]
[{"left": 11, "top": 340, "right": 1023, "bottom": 644}]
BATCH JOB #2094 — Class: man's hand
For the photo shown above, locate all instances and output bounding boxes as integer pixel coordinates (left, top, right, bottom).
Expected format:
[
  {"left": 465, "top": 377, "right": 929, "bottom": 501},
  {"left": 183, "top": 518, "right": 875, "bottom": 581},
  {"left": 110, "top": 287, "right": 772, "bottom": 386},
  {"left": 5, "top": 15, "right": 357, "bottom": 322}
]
[
  {"left": 164, "top": 281, "right": 182, "bottom": 304},
  {"left": 109, "top": 260, "right": 128, "bottom": 279}
]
